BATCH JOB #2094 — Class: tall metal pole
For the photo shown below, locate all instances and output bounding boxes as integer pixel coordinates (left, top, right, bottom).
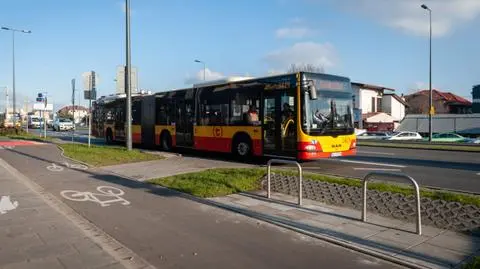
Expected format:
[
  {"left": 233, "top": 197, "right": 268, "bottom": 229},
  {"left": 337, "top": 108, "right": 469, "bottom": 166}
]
[
  {"left": 421, "top": 4, "right": 433, "bottom": 142},
  {"left": 202, "top": 62, "right": 206, "bottom": 81},
  {"left": 428, "top": 8, "right": 432, "bottom": 142},
  {"left": 125, "top": 0, "right": 132, "bottom": 150},
  {"left": 12, "top": 31, "right": 16, "bottom": 116},
  {"left": 72, "top": 79, "right": 75, "bottom": 142}
]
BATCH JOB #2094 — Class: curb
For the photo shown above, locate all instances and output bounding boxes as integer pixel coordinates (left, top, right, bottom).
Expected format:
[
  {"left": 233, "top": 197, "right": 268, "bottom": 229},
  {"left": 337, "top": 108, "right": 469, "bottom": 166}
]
[
  {"left": 55, "top": 144, "right": 93, "bottom": 168},
  {"left": 0, "top": 158, "right": 156, "bottom": 269},
  {"left": 358, "top": 142, "right": 480, "bottom": 153}
]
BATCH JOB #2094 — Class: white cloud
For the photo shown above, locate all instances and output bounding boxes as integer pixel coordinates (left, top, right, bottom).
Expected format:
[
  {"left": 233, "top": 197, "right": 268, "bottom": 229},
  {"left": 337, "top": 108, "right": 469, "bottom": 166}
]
[
  {"left": 264, "top": 42, "right": 337, "bottom": 71},
  {"left": 275, "top": 27, "right": 315, "bottom": 39},
  {"left": 327, "top": 0, "right": 480, "bottom": 37},
  {"left": 185, "top": 68, "right": 225, "bottom": 84}
]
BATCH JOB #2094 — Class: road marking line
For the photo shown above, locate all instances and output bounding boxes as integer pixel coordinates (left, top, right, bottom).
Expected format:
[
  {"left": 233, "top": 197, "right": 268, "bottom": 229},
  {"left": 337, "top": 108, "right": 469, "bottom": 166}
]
[
  {"left": 339, "top": 159, "right": 406, "bottom": 168},
  {"left": 0, "top": 195, "right": 19, "bottom": 214},
  {"left": 353, "top": 168, "right": 401, "bottom": 171},
  {"left": 357, "top": 151, "right": 395, "bottom": 156}
]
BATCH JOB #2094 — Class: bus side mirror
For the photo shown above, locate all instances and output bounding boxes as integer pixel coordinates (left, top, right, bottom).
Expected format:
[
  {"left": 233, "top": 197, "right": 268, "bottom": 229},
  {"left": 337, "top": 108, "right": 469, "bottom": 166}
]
[{"left": 308, "top": 83, "right": 318, "bottom": 100}]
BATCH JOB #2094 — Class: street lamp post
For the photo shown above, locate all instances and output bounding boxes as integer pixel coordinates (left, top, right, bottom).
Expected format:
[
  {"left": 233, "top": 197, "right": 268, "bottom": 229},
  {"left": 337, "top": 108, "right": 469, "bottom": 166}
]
[
  {"left": 421, "top": 4, "right": 433, "bottom": 142},
  {"left": 1, "top": 27, "right": 31, "bottom": 120},
  {"left": 194, "top": 59, "right": 206, "bottom": 81},
  {"left": 125, "top": 0, "right": 132, "bottom": 151}
]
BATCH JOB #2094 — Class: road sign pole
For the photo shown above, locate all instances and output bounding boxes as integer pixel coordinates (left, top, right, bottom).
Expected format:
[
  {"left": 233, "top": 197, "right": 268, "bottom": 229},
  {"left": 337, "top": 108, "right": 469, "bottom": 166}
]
[
  {"left": 72, "top": 79, "right": 75, "bottom": 142},
  {"left": 125, "top": 0, "right": 132, "bottom": 151},
  {"left": 88, "top": 98, "right": 91, "bottom": 148},
  {"left": 44, "top": 93, "right": 48, "bottom": 139}
]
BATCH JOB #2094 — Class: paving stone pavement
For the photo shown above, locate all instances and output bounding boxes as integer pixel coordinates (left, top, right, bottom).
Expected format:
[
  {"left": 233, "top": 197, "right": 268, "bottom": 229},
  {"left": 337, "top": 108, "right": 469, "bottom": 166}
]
[
  {"left": 265, "top": 174, "right": 480, "bottom": 233},
  {"left": 0, "top": 160, "right": 127, "bottom": 269},
  {"left": 209, "top": 191, "right": 480, "bottom": 269}
]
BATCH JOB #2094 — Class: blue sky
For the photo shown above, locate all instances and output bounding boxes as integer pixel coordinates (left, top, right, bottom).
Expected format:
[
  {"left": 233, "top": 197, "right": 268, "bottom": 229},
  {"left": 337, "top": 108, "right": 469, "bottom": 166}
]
[{"left": 1, "top": 0, "right": 479, "bottom": 110}]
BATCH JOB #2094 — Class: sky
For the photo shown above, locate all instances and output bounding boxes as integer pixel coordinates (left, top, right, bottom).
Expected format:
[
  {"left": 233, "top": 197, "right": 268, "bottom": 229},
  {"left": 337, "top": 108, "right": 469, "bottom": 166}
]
[{"left": 1, "top": 0, "right": 479, "bottom": 111}]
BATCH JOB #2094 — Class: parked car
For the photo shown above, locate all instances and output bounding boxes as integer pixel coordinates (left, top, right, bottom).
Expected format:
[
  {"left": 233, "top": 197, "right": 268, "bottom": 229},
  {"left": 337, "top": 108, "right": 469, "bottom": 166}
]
[
  {"left": 386, "top": 131, "right": 422, "bottom": 141},
  {"left": 356, "top": 131, "right": 391, "bottom": 140},
  {"left": 428, "top": 133, "right": 469, "bottom": 143},
  {"left": 46, "top": 119, "right": 54, "bottom": 128},
  {"left": 28, "top": 117, "right": 42, "bottom": 129},
  {"left": 52, "top": 118, "right": 74, "bottom": 131}
]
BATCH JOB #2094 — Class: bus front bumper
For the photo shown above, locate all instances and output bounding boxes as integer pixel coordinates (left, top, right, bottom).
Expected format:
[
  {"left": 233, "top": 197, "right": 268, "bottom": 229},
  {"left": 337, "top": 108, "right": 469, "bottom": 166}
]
[{"left": 297, "top": 148, "right": 356, "bottom": 160}]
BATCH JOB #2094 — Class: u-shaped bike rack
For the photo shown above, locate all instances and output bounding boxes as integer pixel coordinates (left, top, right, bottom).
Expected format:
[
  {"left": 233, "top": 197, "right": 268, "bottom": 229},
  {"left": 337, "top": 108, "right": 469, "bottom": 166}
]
[
  {"left": 266, "top": 159, "right": 303, "bottom": 206},
  {"left": 362, "top": 171, "right": 422, "bottom": 235}
]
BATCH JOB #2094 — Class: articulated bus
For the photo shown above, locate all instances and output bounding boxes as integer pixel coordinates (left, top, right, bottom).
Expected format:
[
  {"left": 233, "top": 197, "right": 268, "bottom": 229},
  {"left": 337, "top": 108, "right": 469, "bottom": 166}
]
[{"left": 92, "top": 72, "right": 356, "bottom": 161}]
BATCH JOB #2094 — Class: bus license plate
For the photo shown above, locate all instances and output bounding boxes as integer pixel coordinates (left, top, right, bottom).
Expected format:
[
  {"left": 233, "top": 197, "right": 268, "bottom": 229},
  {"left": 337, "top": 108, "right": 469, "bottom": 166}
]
[{"left": 331, "top": 152, "right": 342, "bottom": 157}]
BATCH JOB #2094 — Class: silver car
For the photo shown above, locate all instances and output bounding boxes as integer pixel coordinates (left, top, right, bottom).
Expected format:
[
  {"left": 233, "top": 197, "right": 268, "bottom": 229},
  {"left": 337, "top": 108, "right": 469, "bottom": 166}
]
[{"left": 53, "top": 118, "right": 75, "bottom": 131}]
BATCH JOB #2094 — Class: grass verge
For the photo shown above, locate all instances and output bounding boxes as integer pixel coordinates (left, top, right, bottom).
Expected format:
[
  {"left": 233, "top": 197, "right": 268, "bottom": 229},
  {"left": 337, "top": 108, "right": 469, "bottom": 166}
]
[
  {"left": 149, "top": 168, "right": 480, "bottom": 207},
  {"left": 358, "top": 141, "right": 480, "bottom": 152},
  {"left": 149, "top": 168, "right": 264, "bottom": 197},
  {"left": 60, "top": 143, "right": 164, "bottom": 167},
  {"left": 463, "top": 256, "right": 480, "bottom": 269},
  {"left": 0, "top": 129, "right": 52, "bottom": 142}
]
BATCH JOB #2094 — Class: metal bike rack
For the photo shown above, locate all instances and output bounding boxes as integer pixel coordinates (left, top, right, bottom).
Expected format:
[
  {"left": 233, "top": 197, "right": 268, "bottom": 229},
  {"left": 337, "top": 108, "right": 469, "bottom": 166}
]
[
  {"left": 362, "top": 171, "right": 422, "bottom": 235},
  {"left": 267, "top": 159, "right": 303, "bottom": 206}
]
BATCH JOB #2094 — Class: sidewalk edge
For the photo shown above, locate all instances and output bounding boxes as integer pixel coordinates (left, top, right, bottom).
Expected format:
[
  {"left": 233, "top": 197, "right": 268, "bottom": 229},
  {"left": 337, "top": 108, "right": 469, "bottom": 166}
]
[{"left": 0, "top": 158, "right": 156, "bottom": 269}]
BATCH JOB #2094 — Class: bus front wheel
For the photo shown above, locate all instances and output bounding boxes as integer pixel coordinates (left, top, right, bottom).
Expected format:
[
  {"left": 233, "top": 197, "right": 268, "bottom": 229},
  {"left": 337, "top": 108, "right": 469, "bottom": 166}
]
[{"left": 232, "top": 136, "right": 252, "bottom": 159}]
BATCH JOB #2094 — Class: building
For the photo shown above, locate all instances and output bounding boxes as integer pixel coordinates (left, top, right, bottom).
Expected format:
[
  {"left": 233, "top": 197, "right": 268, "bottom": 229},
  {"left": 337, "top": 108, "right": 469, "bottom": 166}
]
[
  {"left": 351, "top": 82, "right": 407, "bottom": 131},
  {"left": 405, "top": 89, "right": 472, "bottom": 114},
  {"left": 473, "top": 85, "right": 480, "bottom": 113},
  {"left": 57, "top": 105, "right": 89, "bottom": 124}
]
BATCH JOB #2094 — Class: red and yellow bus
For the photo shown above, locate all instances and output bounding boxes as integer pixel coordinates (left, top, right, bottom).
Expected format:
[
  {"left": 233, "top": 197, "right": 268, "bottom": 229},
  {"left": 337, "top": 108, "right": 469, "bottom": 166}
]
[{"left": 92, "top": 72, "right": 356, "bottom": 161}]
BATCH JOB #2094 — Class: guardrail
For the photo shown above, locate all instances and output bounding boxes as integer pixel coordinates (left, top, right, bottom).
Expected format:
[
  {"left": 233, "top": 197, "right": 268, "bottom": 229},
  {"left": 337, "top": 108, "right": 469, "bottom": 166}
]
[
  {"left": 357, "top": 139, "right": 480, "bottom": 147},
  {"left": 362, "top": 171, "right": 422, "bottom": 235},
  {"left": 266, "top": 159, "right": 303, "bottom": 206}
]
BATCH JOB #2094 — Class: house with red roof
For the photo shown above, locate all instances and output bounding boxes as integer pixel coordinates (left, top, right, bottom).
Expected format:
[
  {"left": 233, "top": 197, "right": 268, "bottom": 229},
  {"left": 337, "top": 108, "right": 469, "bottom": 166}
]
[{"left": 405, "top": 89, "right": 472, "bottom": 114}]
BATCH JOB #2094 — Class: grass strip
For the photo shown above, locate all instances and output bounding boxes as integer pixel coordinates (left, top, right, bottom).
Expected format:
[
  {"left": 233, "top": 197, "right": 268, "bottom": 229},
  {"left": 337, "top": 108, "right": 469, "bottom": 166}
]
[
  {"left": 358, "top": 141, "right": 480, "bottom": 152},
  {"left": 60, "top": 143, "right": 163, "bottom": 167},
  {"left": 149, "top": 168, "right": 480, "bottom": 207},
  {"left": 149, "top": 168, "right": 264, "bottom": 197},
  {"left": 463, "top": 256, "right": 480, "bottom": 269}
]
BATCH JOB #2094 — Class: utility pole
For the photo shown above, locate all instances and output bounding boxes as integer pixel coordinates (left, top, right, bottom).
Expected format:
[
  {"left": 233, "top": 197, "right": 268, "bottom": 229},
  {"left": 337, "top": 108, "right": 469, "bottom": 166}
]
[
  {"left": 72, "top": 79, "right": 75, "bottom": 142},
  {"left": 125, "top": 0, "right": 132, "bottom": 150},
  {"left": 421, "top": 4, "right": 433, "bottom": 142}
]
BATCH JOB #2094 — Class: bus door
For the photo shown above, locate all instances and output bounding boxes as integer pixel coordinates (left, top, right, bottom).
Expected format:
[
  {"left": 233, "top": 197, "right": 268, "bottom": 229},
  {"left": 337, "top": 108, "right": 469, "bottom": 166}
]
[
  {"left": 175, "top": 89, "right": 194, "bottom": 147},
  {"left": 262, "top": 88, "right": 296, "bottom": 157}
]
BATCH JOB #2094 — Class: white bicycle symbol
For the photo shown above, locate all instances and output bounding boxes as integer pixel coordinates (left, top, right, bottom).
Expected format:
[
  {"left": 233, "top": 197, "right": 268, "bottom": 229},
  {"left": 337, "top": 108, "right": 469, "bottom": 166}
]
[
  {"left": 46, "top": 162, "right": 88, "bottom": 172},
  {"left": 47, "top": 163, "right": 64, "bottom": 172},
  {"left": 0, "top": 146, "right": 15, "bottom": 150},
  {"left": 61, "top": 186, "right": 130, "bottom": 207}
]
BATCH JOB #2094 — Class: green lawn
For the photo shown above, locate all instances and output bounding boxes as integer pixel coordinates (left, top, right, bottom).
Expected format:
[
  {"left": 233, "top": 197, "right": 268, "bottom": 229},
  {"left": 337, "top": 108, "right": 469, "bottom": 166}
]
[
  {"left": 358, "top": 141, "right": 480, "bottom": 152},
  {"left": 149, "top": 168, "right": 480, "bottom": 207},
  {"left": 463, "top": 256, "right": 480, "bottom": 269},
  {"left": 149, "top": 168, "right": 265, "bottom": 197},
  {"left": 60, "top": 144, "right": 164, "bottom": 167}
]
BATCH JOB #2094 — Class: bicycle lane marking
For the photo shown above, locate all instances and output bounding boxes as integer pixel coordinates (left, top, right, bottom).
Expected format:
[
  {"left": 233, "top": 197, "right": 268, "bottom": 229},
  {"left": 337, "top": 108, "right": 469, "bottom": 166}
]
[{"left": 60, "top": 186, "right": 130, "bottom": 207}]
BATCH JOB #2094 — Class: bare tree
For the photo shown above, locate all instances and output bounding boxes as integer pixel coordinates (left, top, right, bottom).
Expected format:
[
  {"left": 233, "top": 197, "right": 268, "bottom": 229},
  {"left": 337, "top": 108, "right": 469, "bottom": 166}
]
[{"left": 287, "top": 63, "right": 325, "bottom": 73}]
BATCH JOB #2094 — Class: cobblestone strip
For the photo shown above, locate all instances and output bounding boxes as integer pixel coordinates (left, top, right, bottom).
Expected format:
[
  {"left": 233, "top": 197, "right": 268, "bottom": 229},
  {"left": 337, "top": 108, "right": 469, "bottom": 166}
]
[{"left": 263, "top": 174, "right": 480, "bottom": 233}]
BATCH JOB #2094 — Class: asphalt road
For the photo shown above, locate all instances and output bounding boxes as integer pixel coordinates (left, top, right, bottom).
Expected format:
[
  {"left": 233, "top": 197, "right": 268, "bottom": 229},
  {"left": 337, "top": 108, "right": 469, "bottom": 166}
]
[
  {"left": 0, "top": 142, "right": 400, "bottom": 269},
  {"left": 23, "top": 129, "right": 480, "bottom": 193}
]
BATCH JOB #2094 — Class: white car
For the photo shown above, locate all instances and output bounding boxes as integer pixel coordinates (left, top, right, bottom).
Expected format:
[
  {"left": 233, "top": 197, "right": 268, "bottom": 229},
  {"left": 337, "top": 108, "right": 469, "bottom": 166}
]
[
  {"left": 386, "top": 131, "right": 423, "bottom": 141},
  {"left": 53, "top": 118, "right": 75, "bottom": 131}
]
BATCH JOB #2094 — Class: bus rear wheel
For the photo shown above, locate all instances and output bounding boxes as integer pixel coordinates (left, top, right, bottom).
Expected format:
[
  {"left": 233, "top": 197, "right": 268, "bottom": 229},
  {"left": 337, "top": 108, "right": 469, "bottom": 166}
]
[
  {"left": 161, "top": 132, "right": 172, "bottom": 151},
  {"left": 232, "top": 136, "right": 252, "bottom": 160}
]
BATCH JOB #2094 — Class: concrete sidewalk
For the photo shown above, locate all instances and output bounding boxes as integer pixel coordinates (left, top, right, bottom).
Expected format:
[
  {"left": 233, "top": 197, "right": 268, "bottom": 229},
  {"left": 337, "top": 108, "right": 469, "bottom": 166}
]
[
  {"left": 100, "top": 155, "right": 252, "bottom": 181},
  {"left": 0, "top": 158, "right": 145, "bottom": 269},
  {"left": 209, "top": 191, "right": 480, "bottom": 269}
]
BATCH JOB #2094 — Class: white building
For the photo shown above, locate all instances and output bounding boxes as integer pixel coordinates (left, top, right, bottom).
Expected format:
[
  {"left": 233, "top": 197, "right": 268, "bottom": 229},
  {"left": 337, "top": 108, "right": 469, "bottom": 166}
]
[
  {"left": 382, "top": 94, "right": 408, "bottom": 122},
  {"left": 351, "top": 82, "right": 407, "bottom": 131},
  {"left": 57, "top": 105, "right": 89, "bottom": 124}
]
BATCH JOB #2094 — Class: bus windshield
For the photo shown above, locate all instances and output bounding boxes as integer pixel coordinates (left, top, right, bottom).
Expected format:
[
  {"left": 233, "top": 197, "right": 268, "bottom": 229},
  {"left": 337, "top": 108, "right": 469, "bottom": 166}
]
[{"left": 302, "top": 87, "right": 353, "bottom": 136}]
